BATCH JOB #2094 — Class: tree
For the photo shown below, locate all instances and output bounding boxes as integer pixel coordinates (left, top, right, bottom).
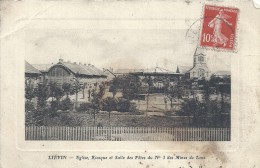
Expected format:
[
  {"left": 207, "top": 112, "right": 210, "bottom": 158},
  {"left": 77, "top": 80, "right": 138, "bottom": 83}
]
[
  {"left": 142, "top": 76, "right": 153, "bottom": 93},
  {"left": 70, "top": 77, "right": 81, "bottom": 110},
  {"left": 110, "top": 76, "right": 121, "bottom": 98},
  {"left": 165, "top": 80, "right": 185, "bottom": 111},
  {"left": 49, "top": 82, "right": 64, "bottom": 112},
  {"left": 25, "top": 80, "right": 37, "bottom": 125},
  {"left": 97, "top": 82, "right": 106, "bottom": 100},
  {"left": 90, "top": 82, "right": 106, "bottom": 126},
  {"left": 35, "top": 81, "right": 50, "bottom": 109},
  {"left": 200, "top": 78, "right": 212, "bottom": 103},
  {"left": 180, "top": 98, "right": 208, "bottom": 127},
  {"left": 155, "top": 76, "right": 187, "bottom": 112},
  {"left": 81, "top": 83, "right": 87, "bottom": 99},
  {"left": 25, "top": 80, "right": 36, "bottom": 102},
  {"left": 121, "top": 75, "right": 142, "bottom": 100},
  {"left": 27, "top": 81, "right": 51, "bottom": 126},
  {"left": 62, "top": 83, "right": 73, "bottom": 99},
  {"left": 60, "top": 97, "right": 73, "bottom": 111},
  {"left": 116, "top": 97, "right": 131, "bottom": 112},
  {"left": 110, "top": 75, "right": 142, "bottom": 100},
  {"left": 141, "top": 76, "right": 154, "bottom": 116},
  {"left": 102, "top": 97, "right": 117, "bottom": 126},
  {"left": 209, "top": 75, "right": 231, "bottom": 120},
  {"left": 209, "top": 75, "right": 231, "bottom": 95},
  {"left": 180, "top": 76, "right": 231, "bottom": 127},
  {"left": 91, "top": 91, "right": 99, "bottom": 126},
  {"left": 49, "top": 82, "right": 64, "bottom": 101}
]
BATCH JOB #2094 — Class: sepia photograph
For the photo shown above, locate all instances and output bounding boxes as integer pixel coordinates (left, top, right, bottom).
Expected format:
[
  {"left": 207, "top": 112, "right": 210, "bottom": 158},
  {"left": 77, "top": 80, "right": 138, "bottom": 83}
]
[
  {"left": 1, "top": 0, "right": 259, "bottom": 167},
  {"left": 25, "top": 29, "right": 231, "bottom": 141}
]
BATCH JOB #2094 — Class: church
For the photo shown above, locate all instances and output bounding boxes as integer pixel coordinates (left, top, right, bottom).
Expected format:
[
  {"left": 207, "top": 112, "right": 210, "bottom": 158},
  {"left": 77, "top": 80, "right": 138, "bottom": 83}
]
[{"left": 177, "top": 50, "right": 211, "bottom": 79}]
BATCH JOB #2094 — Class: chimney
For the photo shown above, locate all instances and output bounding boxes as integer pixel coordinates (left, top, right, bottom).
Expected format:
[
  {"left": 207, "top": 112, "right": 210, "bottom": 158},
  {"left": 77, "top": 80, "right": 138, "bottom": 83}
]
[{"left": 59, "top": 58, "right": 64, "bottom": 63}]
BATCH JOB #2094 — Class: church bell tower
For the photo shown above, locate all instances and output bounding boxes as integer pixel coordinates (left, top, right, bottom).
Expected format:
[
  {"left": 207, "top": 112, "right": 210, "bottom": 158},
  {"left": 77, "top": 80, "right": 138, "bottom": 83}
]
[
  {"left": 193, "top": 48, "right": 207, "bottom": 67},
  {"left": 188, "top": 48, "right": 210, "bottom": 79}
]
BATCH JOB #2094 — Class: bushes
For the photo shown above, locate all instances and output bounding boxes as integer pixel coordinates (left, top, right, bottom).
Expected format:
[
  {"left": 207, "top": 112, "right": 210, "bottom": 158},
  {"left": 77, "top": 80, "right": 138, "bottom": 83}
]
[
  {"left": 116, "top": 98, "right": 137, "bottom": 112},
  {"left": 77, "top": 102, "right": 92, "bottom": 112},
  {"left": 101, "top": 97, "right": 138, "bottom": 113},
  {"left": 25, "top": 101, "right": 35, "bottom": 126},
  {"left": 117, "top": 98, "right": 130, "bottom": 112},
  {"left": 25, "top": 108, "right": 47, "bottom": 126},
  {"left": 25, "top": 101, "right": 35, "bottom": 112},
  {"left": 59, "top": 114, "right": 85, "bottom": 126},
  {"left": 128, "top": 102, "right": 137, "bottom": 112},
  {"left": 77, "top": 97, "right": 138, "bottom": 113},
  {"left": 60, "top": 98, "right": 73, "bottom": 111},
  {"left": 179, "top": 98, "right": 231, "bottom": 127},
  {"left": 25, "top": 101, "right": 46, "bottom": 126},
  {"left": 102, "top": 97, "right": 117, "bottom": 112},
  {"left": 50, "top": 100, "right": 59, "bottom": 112}
]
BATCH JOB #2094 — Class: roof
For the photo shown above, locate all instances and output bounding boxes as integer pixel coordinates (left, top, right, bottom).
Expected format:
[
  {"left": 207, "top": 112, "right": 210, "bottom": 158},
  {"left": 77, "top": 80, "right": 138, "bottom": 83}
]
[
  {"left": 114, "top": 69, "right": 144, "bottom": 74},
  {"left": 85, "top": 64, "right": 105, "bottom": 76},
  {"left": 32, "top": 64, "right": 53, "bottom": 72},
  {"left": 103, "top": 69, "right": 116, "bottom": 76},
  {"left": 53, "top": 61, "right": 106, "bottom": 77},
  {"left": 213, "top": 71, "right": 231, "bottom": 76},
  {"left": 130, "top": 66, "right": 180, "bottom": 76},
  {"left": 62, "top": 62, "right": 91, "bottom": 75},
  {"left": 176, "top": 66, "right": 193, "bottom": 74},
  {"left": 25, "top": 61, "right": 41, "bottom": 75},
  {"left": 143, "top": 67, "right": 173, "bottom": 74}
]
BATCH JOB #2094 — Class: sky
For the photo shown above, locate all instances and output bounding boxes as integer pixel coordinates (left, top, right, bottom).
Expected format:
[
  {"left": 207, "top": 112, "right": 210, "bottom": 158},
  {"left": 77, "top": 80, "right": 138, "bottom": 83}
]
[{"left": 25, "top": 29, "right": 231, "bottom": 72}]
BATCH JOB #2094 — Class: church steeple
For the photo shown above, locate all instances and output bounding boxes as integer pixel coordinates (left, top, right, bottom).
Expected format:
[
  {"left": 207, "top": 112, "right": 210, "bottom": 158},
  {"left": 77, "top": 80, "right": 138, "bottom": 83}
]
[
  {"left": 176, "top": 66, "right": 180, "bottom": 73},
  {"left": 193, "top": 48, "right": 206, "bottom": 67}
]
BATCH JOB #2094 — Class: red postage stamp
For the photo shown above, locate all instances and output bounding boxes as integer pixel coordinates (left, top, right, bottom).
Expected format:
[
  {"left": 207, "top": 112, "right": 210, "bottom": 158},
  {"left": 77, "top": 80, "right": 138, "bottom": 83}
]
[{"left": 200, "top": 5, "right": 239, "bottom": 50}]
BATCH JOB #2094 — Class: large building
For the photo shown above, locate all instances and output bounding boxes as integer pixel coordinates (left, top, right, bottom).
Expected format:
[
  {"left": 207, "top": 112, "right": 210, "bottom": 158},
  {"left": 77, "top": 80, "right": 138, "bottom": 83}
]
[
  {"left": 26, "top": 59, "right": 107, "bottom": 89},
  {"left": 47, "top": 59, "right": 107, "bottom": 85},
  {"left": 26, "top": 59, "right": 108, "bottom": 103}
]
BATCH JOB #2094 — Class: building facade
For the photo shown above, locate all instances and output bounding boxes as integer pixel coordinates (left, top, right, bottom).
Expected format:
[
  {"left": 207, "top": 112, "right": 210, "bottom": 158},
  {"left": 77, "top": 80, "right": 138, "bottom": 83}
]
[
  {"left": 47, "top": 59, "right": 107, "bottom": 86},
  {"left": 32, "top": 64, "right": 53, "bottom": 83},
  {"left": 180, "top": 51, "right": 211, "bottom": 79}
]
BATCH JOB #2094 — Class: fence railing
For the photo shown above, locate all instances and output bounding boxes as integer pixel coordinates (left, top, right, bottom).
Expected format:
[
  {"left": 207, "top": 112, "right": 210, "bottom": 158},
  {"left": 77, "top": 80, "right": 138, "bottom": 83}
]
[{"left": 25, "top": 126, "right": 230, "bottom": 141}]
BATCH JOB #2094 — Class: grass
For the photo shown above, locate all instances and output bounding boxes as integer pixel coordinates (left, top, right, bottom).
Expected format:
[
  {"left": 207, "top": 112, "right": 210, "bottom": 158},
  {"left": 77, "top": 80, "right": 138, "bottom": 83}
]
[{"left": 45, "top": 112, "right": 192, "bottom": 127}]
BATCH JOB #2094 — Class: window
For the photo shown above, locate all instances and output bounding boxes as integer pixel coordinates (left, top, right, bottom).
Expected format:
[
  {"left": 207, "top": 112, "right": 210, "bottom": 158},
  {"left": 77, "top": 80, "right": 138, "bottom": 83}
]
[
  {"left": 198, "top": 69, "right": 205, "bottom": 77},
  {"left": 198, "top": 56, "right": 204, "bottom": 62}
]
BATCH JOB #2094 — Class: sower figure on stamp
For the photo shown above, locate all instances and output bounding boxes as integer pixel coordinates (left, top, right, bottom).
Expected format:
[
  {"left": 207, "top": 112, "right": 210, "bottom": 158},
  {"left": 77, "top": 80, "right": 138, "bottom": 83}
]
[{"left": 208, "top": 9, "right": 232, "bottom": 47}]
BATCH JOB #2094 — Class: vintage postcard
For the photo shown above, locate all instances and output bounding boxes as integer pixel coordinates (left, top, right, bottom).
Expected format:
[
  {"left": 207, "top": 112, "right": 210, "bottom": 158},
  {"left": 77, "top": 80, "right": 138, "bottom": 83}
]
[{"left": 0, "top": 0, "right": 259, "bottom": 168}]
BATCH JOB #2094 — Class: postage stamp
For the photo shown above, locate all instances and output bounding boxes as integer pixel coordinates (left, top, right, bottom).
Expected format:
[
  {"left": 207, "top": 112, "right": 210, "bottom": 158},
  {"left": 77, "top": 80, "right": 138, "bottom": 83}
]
[{"left": 199, "top": 5, "right": 239, "bottom": 51}]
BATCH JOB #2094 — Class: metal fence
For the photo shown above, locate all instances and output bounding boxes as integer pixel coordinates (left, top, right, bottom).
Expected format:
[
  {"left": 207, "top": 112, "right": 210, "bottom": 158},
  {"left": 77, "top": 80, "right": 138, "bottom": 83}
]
[{"left": 25, "top": 126, "right": 230, "bottom": 141}]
